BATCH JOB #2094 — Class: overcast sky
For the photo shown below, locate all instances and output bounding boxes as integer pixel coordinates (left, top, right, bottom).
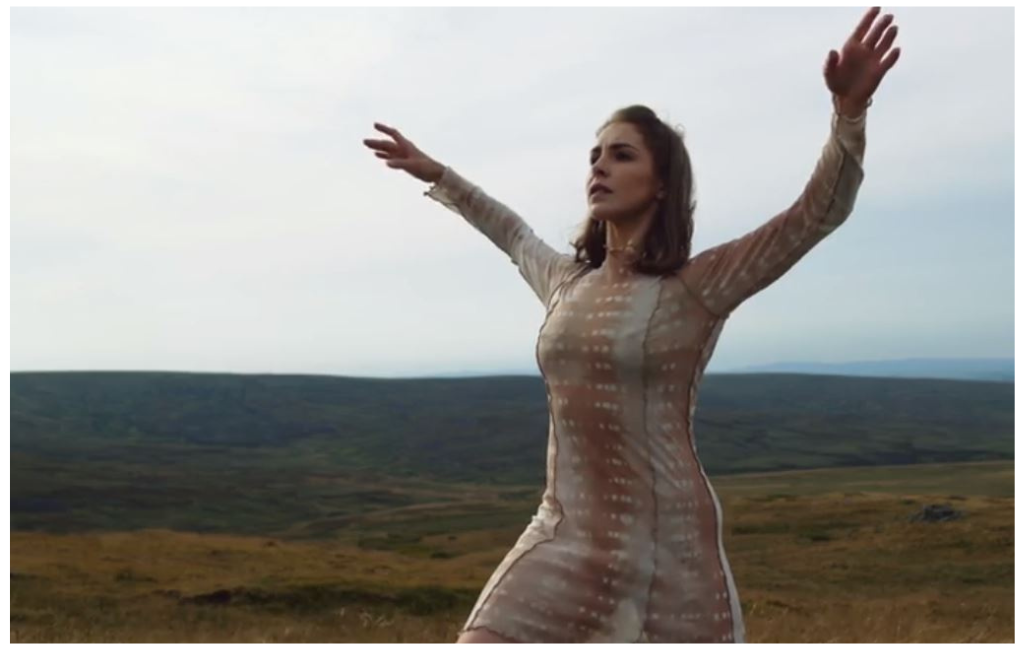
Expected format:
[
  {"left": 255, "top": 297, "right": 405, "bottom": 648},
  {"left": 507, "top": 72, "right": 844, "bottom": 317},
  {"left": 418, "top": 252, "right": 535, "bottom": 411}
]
[{"left": 11, "top": 7, "right": 1014, "bottom": 378}]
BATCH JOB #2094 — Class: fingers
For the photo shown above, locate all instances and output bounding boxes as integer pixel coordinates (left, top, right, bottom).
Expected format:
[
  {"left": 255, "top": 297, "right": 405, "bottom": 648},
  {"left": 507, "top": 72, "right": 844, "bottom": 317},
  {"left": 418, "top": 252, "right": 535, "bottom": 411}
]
[
  {"left": 374, "top": 122, "right": 409, "bottom": 145},
  {"left": 361, "top": 123, "right": 404, "bottom": 150},
  {"left": 876, "top": 23, "right": 898, "bottom": 55},
  {"left": 368, "top": 145, "right": 407, "bottom": 169},
  {"left": 823, "top": 50, "right": 838, "bottom": 76},
  {"left": 366, "top": 122, "right": 424, "bottom": 175},
  {"left": 880, "top": 47, "right": 901, "bottom": 72},
  {"left": 851, "top": 6, "right": 881, "bottom": 42},
  {"left": 864, "top": 11, "right": 894, "bottom": 49},
  {"left": 363, "top": 138, "right": 399, "bottom": 153}
]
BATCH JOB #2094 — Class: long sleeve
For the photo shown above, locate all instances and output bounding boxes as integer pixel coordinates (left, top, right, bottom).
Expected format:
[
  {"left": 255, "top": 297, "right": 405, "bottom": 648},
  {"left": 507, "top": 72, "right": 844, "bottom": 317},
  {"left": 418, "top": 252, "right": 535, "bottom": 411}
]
[
  {"left": 424, "top": 165, "right": 582, "bottom": 307},
  {"left": 679, "top": 106, "right": 868, "bottom": 319}
]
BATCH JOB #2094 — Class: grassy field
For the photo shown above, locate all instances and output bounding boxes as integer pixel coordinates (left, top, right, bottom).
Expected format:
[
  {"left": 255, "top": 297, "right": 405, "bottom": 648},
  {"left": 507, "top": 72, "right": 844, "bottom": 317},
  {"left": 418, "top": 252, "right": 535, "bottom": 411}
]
[{"left": 10, "top": 459, "right": 1013, "bottom": 643}]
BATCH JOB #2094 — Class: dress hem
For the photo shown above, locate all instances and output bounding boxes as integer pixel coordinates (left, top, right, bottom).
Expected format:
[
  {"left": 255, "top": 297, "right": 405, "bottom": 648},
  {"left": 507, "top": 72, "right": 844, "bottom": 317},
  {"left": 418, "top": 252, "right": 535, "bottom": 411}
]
[{"left": 457, "top": 623, "right": 526, "bottom": 643}]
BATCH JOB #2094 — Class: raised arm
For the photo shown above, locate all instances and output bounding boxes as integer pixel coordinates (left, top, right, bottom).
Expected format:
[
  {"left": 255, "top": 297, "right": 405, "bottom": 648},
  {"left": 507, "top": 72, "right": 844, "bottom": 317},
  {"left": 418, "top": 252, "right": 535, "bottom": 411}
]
[
  {"left": 678, "top": 6, "right": 900, "bottom": 318},
  {"left": 679, "top": 105, "right": 867, "bottom": 319},
  {"left": 424, "top": 166, "right": 582, "bottom": 307},
  {"left": 363, "top": 122, "right": 581, "bottom": 307}
]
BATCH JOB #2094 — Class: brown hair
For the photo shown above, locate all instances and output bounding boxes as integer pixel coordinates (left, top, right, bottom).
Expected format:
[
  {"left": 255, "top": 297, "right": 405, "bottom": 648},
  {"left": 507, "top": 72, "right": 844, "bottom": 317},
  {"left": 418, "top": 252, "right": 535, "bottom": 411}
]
[{"left": 569, "top": 104, "right": 697, "bottom": 277}]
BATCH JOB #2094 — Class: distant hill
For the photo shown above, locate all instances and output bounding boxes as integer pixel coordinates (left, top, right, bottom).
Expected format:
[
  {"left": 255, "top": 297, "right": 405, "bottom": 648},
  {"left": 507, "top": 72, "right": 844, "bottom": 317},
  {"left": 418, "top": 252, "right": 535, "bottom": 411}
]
[
  {"left": 418, "top": 357, "right": 1014, "bottom": 383},
  {"left": 10, "top": 370, "right": 1013, "bottom": 537},
  {"left": 718, "top": 357, "right": 1013, "bottom": 383}
]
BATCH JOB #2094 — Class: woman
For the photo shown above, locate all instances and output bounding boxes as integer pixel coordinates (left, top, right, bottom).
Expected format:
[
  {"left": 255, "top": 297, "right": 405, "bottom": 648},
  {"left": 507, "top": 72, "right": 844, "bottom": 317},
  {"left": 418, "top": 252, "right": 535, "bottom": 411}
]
[{"left": 363, "top": 6, "right": 900, "bottom": 643}]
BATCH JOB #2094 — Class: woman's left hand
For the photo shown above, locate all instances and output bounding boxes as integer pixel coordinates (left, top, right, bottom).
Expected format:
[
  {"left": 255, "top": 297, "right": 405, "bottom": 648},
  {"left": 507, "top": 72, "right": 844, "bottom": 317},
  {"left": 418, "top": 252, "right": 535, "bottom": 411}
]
[{"left": 824, "top": 6, "right": 901, "bottom": 112}]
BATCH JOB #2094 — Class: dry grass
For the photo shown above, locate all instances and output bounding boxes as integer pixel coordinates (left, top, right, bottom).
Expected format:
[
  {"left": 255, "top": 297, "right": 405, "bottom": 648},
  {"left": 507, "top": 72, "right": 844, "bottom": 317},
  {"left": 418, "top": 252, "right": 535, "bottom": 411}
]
[{"left": 11, "top": 465, "right": 1014, "bottom": 643}]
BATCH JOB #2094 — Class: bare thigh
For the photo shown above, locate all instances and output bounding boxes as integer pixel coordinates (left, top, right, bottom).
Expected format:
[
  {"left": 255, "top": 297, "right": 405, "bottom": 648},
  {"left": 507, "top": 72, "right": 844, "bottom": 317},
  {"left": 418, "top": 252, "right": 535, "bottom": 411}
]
[{"left": 456, "top": 627, "right": 519, "bottom": 643}]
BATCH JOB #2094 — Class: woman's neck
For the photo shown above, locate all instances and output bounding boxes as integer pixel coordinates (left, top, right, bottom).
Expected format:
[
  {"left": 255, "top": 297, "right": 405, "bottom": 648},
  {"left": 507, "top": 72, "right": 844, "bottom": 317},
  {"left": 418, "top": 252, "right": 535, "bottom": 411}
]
[{"left": 602, "top": 208, "right": 655, "bottom": 274}]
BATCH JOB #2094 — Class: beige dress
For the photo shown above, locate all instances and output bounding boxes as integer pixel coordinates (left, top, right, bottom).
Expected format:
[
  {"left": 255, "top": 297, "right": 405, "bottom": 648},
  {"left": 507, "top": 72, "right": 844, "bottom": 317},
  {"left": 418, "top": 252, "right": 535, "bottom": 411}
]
[{"left": 424, "top": 106, "right": 867, "bottom": 643}]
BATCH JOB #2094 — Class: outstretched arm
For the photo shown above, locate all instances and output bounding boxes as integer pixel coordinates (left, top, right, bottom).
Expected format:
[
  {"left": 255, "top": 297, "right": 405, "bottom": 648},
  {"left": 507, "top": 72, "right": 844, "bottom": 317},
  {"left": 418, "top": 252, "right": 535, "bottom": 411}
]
[
  {"left": 679, "top": 106, "right": 867, "bottom": 318},
  {"left": 679, "top": 6, "right": 899, "bottom": 318},
  {"left": 362, "top": 123, "right": 580, "bottom": 307},
  {"left": 424, "top": 166, "right": 581, "bottom": 307}
]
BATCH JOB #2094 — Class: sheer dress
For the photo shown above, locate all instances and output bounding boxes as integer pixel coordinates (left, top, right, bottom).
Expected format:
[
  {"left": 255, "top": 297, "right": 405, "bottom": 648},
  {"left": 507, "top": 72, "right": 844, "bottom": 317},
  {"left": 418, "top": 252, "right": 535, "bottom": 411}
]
[{"left": 423, "top": 106, "right": 867, "bottom": 643}]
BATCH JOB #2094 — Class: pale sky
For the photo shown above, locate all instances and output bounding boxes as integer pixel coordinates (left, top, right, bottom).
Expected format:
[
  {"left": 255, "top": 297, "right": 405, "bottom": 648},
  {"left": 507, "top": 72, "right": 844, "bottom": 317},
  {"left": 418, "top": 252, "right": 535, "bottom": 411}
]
[{"left": 11, "top": 7, "right": 1014, "bottom": 378}]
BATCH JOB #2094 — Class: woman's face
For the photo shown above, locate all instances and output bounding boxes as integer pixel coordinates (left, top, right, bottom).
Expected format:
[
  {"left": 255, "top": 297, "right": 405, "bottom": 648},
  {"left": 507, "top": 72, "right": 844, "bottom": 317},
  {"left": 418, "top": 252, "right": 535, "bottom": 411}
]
[{"left": 586, "top": 122, "right": 662, "bottom": 222}]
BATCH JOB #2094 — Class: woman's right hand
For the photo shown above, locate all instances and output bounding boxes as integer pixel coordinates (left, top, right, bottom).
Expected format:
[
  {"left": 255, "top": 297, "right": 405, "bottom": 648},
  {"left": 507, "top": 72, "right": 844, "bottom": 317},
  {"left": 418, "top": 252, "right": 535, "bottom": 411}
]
[{"left": 362, "top": 122, "right": 445, "bottom": 184}]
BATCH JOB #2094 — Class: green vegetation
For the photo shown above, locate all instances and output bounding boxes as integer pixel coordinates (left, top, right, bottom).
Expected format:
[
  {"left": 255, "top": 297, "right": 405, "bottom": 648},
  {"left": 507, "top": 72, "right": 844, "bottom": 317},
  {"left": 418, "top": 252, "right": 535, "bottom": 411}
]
[
  {"left": 10, "top": 370, "right": 1012, "bottom": 537},
  {"left": 8, "top": 370, "right": 1015, "bottom": 641}
]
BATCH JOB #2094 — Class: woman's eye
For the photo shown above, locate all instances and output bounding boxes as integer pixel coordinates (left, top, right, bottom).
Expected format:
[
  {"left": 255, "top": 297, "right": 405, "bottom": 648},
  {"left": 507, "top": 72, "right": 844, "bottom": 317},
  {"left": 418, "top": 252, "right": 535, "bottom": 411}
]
[{"left": 590, "top": 153, "right": 630, "bottom": 163}]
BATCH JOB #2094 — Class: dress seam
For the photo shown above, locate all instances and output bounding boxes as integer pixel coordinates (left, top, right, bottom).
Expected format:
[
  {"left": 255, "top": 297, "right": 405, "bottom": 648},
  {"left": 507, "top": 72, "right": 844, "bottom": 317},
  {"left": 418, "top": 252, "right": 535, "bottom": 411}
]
[
  {"left": 676, "top": 125, "right": 852, "bottom": 320},
  {"left": 459, "top": 264, "right": 575, "bottom": 635},
  {"left": 678, "top": 272, "right": 725, "bottom": 320},
  {"left": 741, "top": 131, "right": 851, "bottom": 310},
  {"left": 684, "top": 318, "right": 739, "bottom": 642},
  {"left": 634, "top": 279, "right": 666, "bottom": 642},
  {"left": 458, "top": 623, "right": 525, "bottom": 643}
]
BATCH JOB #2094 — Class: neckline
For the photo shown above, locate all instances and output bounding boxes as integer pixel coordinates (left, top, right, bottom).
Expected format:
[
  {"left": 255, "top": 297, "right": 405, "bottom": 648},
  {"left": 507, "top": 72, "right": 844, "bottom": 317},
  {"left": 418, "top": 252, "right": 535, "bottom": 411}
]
[{"left": 601, "top": 248, "right": 641, "bottom": 277}]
